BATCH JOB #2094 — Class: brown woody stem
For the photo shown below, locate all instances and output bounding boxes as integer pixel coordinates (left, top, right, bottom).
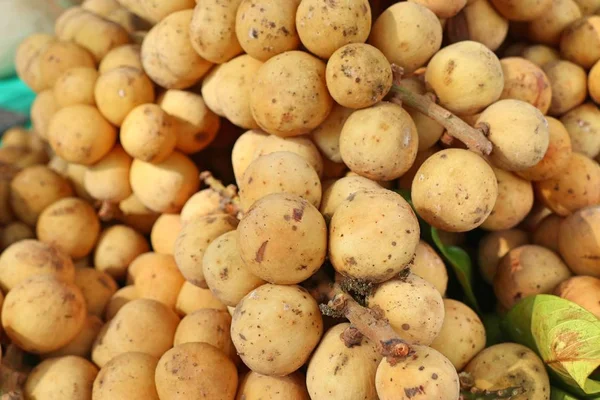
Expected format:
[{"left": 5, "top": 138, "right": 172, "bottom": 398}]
[
  {"left": 199, "top": 171, "right": 243, "bottom": 219},
  {"left": 389, "top": 65, "right": 493, "bottom": 156},
  {"left": 322, "top": 283, "right": 411, "bottom": 364},
  {"left": 97, "top": 200, "right": 120, "bottom": 222}
]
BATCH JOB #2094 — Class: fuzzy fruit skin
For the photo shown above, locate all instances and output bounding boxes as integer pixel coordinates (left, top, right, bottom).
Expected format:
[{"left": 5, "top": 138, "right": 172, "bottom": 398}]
[
  {"left": 231, "top": 284, "right": 323, "bottom": 376},
  {"left": 367, "top": 273, "right": 445, "bottom": 346},
  {"left": 329, "top": 189, "right": 419, "bottom": 282},
  {"left": 560, "top": 16, "right": 600, "bottom": 69},
  {"left": 2, "top": 276, "right": 86, "bottom": 353},
  {"left": 535, "top": 153, "right": 600, "bottom": 217},
  {"left": 296, "top": 0, "right": 371, "bottom": 59},
  {"left": 478, "top": 229, "right": 530, "bottom": 284},
  {"left": 499, "top": 57, "right": 552, "bottom": 115},
  {"left": 326, "top": 43, "right": 392, "bottom": 109},
  {"left": 155, "top": 342, "right": 238, "bottom": 400},
  {"left": 430, "top": 299, "right": 486, "bottom": 370},
  {"left": 517, "top": 117, "right": 572, "bottom": 182},
  {"left": 446, "top": 0, "right": 509, "bottom": 52},
  {"left": 412, "top": 149, "right": 498, "bottom": 232},
  {"left": 376, "top": 345, "right": 460, "bottom": 400},
  {"left": 235, "top": 0, "right": 301, "bottom": 61},
  {"left": 478, "top": 99, "right": 550, "bottom": 172},
  {"left": 410, "top": 240, "right": 448, "bottom": 296},
  {"left": 25, "top": 356, "right": 98, "bottom": 400},
  {"left": 425, "top": 41, "right": 504, "bottom": 116},
  {"left": 491, "top": 0, "right": 552, "bottom": 21},
  {"left": 554, "top": 275, "right": 600, "bottom": 317},
  {"left": 480, "top": 166, "right": 534, "bottom": 231},
  {"left": 239, "top": 151, "right": 321, "bottom": 211},
  {"left": 465, "top": 343, "right": 550, "bottom": 400},
  {"left": 236, "top": 371, "right": 309, "bottom": 400},
  {"left": 340, "top": 102, "right": 418, "bottom": 181},
  {"left": 93, "top": 352, "right": 160, "bottom": 400},
  {"left": 238, "top": 193, "right": 326, "bottom": 285},
  {"left": 307, "top": 323, "right": 381, "bottom": 400},
  {"left": 493, "top": 245, "right": 572, "bottom": 309},
  {"left": 558, "top": 205, "right": 600, "bottom": 277},
  {"left": 543, "top": 60, "right": 587, "bottom": 116},
  {"left": 203, "top": 231, "right": 266, "bottom": 307},
  {"left": 174, "top": 213, "right": 238, "bottom": 287},
  {"left": 250, "top": 51, "right": 333, "bottom": 137},
  {"left": 370, "top": 2, "right": 442, "bottom": 73},
  {"left": 560, "top": 103, "right": 600, "bottom": 158}
]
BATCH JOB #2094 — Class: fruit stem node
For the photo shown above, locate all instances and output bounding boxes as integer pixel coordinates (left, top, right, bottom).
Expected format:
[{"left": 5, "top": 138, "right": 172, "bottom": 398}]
[{"left": 322, "top": 283, "right": 411, "bottom": 363}]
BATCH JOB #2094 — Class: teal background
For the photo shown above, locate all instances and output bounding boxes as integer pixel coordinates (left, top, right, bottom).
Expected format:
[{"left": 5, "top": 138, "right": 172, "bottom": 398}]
[{"left": 0, "top": 75, "right": 34, "bottom": 145}]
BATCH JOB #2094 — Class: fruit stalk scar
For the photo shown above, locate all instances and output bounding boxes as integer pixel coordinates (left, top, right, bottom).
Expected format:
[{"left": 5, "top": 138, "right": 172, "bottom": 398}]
[
  {"left": 199, "top": 171, "right": 243, "bottom": 219},
  {"left": 389, "top": 64, "right": 493, "bottom": 156},
  {"left": 458, "top": 371, "right": 524, "bottom": 400},
  {"left": 320, "top": 283, "right": 411, "bottom": 365}
]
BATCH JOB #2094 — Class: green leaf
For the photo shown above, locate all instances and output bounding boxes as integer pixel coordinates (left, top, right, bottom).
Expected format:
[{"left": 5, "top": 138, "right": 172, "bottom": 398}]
[
  {"left": 431, "top": 227, "right": 480, "bottom": 313},
  {"left": 502, "top": 295, "right": 600, "bottom": 395},
  {"left": 552, "top": 387, "right": 583, "bottom": 400}
]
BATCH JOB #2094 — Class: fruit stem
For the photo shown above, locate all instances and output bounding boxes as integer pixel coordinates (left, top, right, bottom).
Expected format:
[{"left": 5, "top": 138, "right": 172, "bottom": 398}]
[
  {"left": 389, "top": 64, "right": 493, "bottom": 156},
  {"left": 0, "top": 345, "right": 28, "bottom": 400},
  {"left": 321, "top": 283, "right": 411, "bottom": 364},
  {"left": 97, "top": 200, "right": 120, "bottom": 222},
  {"left": 199, "top": 171, "right": 243, "bottom": 219}
]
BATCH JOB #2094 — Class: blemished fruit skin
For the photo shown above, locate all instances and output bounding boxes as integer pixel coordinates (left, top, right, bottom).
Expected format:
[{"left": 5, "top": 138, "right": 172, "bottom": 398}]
[
  {"left": 411, "top": 149, "right": 498, "bottom": 232},
  {"left": 367, "top": 273, "right": 445, "bottom": 346},
  {"left": 230, "top": 284, "right": 323, "bottom": 376},
  {"left": 376, "top": 345, "right": 460, "bottom": 400},
  {"left": 329, "top": 189, "right": 420, "bottom": 283},
  {"left": 13, "top": 2, "right": 600, "bottom": 397},
  {"left": 465, "top": 343, "right": 550, "bottom": 400}
]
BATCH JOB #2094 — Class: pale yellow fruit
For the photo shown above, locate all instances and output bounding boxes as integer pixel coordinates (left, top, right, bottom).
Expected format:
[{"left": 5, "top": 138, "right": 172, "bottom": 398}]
[
  {"left": 339, "top": 102, "right": 418, "bottom": 181},
  {"left": 130, "top": 152, "right": 200, "bottom": 213},
  {"left": 94, "top": 225, "right": 150, "bottom": 280},
  {"left": 412, "top": 149, "right": 498, "bottom": 232},
  {"left": 175, "top": 281, "right": 228, "bottom": 316},
  {"left": 93, "top": 352, "right": 159, "bottom": 400},
  {"left": 231, "top": 284, "right": 323, "bottom": 376},
  {"left": 430, "top": 299, "right": 486, "bottom": 370},
  {"left": 203, "top": 231, "right": 266, "bottom": 307},
  {"left": 235, "top": 0, "right": 301, "bottom": 61},
  {"left": 250, "top": 51, "right": 333, "bottom": 137},
  {"left": 296, "top": 0, "right": 371, "bottom": 59},
  {"left": 91, "top": 299, "right": 180, "bottom": 367},
  {"left": 2, "top": 276, "right": 86, "bottom": 353},
  {"left": 465, "top": 343, "right": 550, "bottom": 400},
  {"left": 74, "top": 267, "right": 118, "bottom": 317},
  {"left": 370, "top": 2, "right": 442, "bottom": 73},
  {"left": 24, "top": 356, "right": 98, "bottom": 400},
  {"left": 155, "top": 342, "right": 238, "bottom": 400},
  {"left": 306, "top": 323, "right": 381, "bottom": 400},
  {"left": 367, "top": 273, "right": 445, "bottom": 345},
  {"left": 142, "top": 10, "right": 213, "bottom": 89},
  {"left": 478, "top": 229, "right": 529, "bottom": 284},
  {"left": 478, "top": 99, "right": 549, "bottom": 171},
  {"left": 330, "top": 189, "right": 419, "bottom": 282},
  {"left": 36, "top": 197, "right": 100, "bottom": 259},
  {"left": 410, "top": 240, "right": 448, "bottom": 296},
  {"left": 494, "top": 245, "right": 572, "bottom": 309},
  {"left": 376, "top": 345, "right": 460, "bottom": 400},
  {"left": 425, "top": 41, "right": 504, "bottom": 115}
]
